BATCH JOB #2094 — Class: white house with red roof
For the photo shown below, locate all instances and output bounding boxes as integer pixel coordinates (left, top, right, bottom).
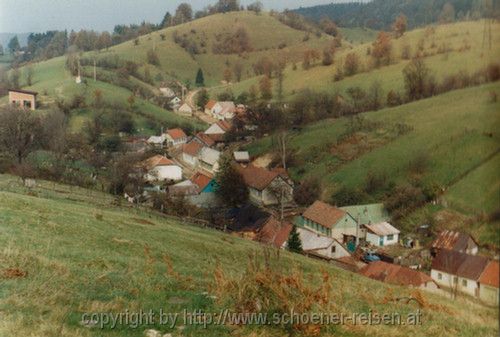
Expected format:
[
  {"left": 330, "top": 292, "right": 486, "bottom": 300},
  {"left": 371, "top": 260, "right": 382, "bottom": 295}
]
[
  {"left": 164, "top": 128, "right": 188, "bottom": 147},
  {"left": 141, "top": 155, "right": 182, "bottom": 182}
]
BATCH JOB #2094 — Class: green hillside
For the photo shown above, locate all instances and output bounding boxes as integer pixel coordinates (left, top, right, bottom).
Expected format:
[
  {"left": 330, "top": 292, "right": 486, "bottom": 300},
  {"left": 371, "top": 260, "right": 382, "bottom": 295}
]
[
  {"left": 216, "top": 20, "right": 500, "bottom": 100},
  {"left": 104, "top": 11, "right": 336, "bottom": 86},
  {"left": 0, "top": 173, "right": 498, "bottom": 337},
  {"left": 247, "top": 83, "right": 500, "bottom": 216}
]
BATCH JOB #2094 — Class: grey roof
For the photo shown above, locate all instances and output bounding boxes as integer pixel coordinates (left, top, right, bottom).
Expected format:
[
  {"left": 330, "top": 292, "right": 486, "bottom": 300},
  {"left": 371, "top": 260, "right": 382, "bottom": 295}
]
[
  {"left": 233, "top": 151, "right": 250, "bottom": 162},
  {"left": 199, "top": 147, "right": 221, "bottom": 166},
  {"left": 364, "top": 222, "right": 400, "bottom": 236}
]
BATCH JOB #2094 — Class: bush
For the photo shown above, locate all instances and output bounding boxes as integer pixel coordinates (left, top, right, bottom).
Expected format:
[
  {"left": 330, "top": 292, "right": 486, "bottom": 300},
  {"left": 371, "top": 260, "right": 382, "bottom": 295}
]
[{"left": 293, "top": 178, "right": 321, "bottom": 206}]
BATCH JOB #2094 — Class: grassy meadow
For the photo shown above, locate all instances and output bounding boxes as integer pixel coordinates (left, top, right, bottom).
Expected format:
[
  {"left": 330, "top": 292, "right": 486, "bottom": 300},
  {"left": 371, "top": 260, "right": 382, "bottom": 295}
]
[
  {"left": 246, "top": 83, "right": 500, "bottom": 215},
  {"left": 214, "top": 20, "right": 500, "bottom": 100},
  {"left": 0, "top": 173, "right": 498, "bottom": 337}
]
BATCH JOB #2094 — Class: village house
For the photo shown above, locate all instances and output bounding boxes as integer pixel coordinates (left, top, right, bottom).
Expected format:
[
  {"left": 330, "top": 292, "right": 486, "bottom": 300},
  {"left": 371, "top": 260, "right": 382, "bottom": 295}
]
[
  {"left": 364, "top": 222, "right": 400, "bottom": 247},
  {"left": 360, "top": 261, "right": 439, "bottom": 290},
  {"left": 146, "top": 135, "right": 165, "bottom": 148},
  {"left": 169, "top": 96, "right": 181, "bottom": 110},
  {"left": 237, "top": 165, "right": 294, "bottom": 206},
  {"left": 430, "top": 249, "right": 489, "bottom": 298},
  {"left": 164, "top": 128, "right": 188, "bottom": 147},
  {"left": 297, "top": 227, "right": 351, "bottom": 261},
  {"left": 478, "top": 260, "right": 499, "bottom": 306},
  {"left": 204, "top": 120, "right": 231, "bottom": 142},
  {"left": 181, "top": 141, "right": 204, "bottom": 168},
  {"left": 178, "top": 103, "right": 193, "bottom": 116},
  {"left": 198, "top": 147, "right": 221, "bottom": 173},
  {"left": 340, "top": 203, "right": 390, "bottom": 238},
  {"left": 253, "top": 215, "right": 293, "bottom": 249},
  {"left": 141, "top": 155, "right": 182, "bottom": 182},
  {"left": 431, "top": 230, "right": 479, "bottom": 257},
  {"left": 9, "top": 89, "right": 38, "bottom": 110},
  {"left": 204, "top": 100, "right": 217, "bottom": 115},
  {"left": 190, "top": 171, "right": 218, "bottom": 193},
  {"left": 205, "top": 101, "right": 236, "bottom": 120},
  {"left": 298, "top": 201, "right": 359, "bottom": 246}
]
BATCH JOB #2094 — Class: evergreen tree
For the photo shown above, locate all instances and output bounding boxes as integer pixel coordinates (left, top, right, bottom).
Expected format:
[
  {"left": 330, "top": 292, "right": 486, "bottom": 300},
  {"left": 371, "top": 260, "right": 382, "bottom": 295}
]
[
  {"left": 196, "top": 88, "right": 209, "bottom": 109},
  {"left": 8, "top": 36, "right": 20, "bottom": 54},
  {"left": 287, "top": 226, "right": 303, "bottom": 253},
  {"left": 195, "top": 68, "right": 205, "bottom": 87},
  {"left": 161, "top": 12, "right": 173, "bottom": 28},
  {"left": 215, "top": 154, "right": 248, "bottom": 207}
]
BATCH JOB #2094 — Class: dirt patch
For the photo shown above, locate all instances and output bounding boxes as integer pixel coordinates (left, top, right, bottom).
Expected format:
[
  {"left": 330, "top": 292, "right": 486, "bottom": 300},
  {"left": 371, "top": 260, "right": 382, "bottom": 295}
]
[
  {"left": 133, "top": 218, "right": 156, "bottom": 226},
  {"left": 252, "top": 153, "right": 273, "bottom": 168},
  {"left": 2, "top": 268, "right": 27, "bottom": 279},
  {"left": 331, "top": 132, "right": 386, "bottom": 162}
]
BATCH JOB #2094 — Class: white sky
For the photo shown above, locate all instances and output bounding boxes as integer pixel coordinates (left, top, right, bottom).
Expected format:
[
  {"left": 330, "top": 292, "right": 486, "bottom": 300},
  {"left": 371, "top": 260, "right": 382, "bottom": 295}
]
[{"left": 0, "top": 0, "right": 351, "bottom": 33}]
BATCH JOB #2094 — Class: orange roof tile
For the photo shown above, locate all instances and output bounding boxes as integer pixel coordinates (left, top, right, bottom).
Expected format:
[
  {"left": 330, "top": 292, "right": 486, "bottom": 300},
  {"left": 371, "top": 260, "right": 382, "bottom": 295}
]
[
  {"left": 141, "top": 155, "right": 174, "bottom": 169},
  {"left": 205, "top": 100, "right": 216, "bottom": 110},
  {"left": 237, "top": 165, "right": 289, "bottom": 191},
  {"left": 182, "top": 141, "right": 203, "bottom": 157},
  {"left": 302, "top": 201, "right": 346, "bottom": 229},
  {"left": 360, "top": 261, "right": 435, "bottom": 287},
  {"left": 191, "top": 171, "right": 213, "bottom": 191},
  {"left": 195, "top": 132, "right": 216, "bottom": 147},
  {"left": 167, "top": 128, "right": 187, "bottom": 140},
  {"left": 479, "top": 260, "right": 499, "bottom": 288}
]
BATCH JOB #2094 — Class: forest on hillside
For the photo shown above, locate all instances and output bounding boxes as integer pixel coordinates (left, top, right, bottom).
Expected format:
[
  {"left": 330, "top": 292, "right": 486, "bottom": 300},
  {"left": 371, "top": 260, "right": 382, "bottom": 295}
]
[{"left": 294, "top": 0, "right": 496, "bottom": 30}]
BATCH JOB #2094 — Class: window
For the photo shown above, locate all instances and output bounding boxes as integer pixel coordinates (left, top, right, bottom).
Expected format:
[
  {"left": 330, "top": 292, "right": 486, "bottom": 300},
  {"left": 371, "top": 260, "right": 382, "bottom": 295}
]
[
  {"left": 331, "top": 245, "right": 336, "bottom": 253},
  {"left": 462, "top": 279, "right": 467, "bottom": 287},
  {"left": 438, "top": 273, "right": 442, "bottom": 280},
  {"left": 453, "top": 276, "right": 458, "bottom": 284},
  {"left": 387, "top": 234, "right": 394, "bottom": 241}
]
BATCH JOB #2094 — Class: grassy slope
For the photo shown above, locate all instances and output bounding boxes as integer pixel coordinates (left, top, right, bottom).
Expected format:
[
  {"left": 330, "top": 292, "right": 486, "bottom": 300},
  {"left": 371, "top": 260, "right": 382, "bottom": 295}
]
[
  {"left": 0, "top": 173, "right": 498, "bottom": 337},
  {"left": 247, "top": 83, "right": 500, "bottom": 214},
  {"left": 0, "top": 56, "right": 205, "bottom": 134},
  {"left": 97, "top": 12, "right": 337, "bottom": 87},
  {"left": 216, "top": 20, "right": 500, "bottom": 100}
]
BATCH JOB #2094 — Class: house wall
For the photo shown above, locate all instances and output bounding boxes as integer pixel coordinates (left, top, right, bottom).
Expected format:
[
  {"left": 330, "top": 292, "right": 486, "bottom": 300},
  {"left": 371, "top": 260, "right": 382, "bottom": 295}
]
[
  {"left": 9, "top": 91, "right": 36, "bottom": 110},
  {"left": 331, "top": 214, "right": 358, "bottom": 241},
  {"left": 149, "top": 166, "right": 182, "bottom": 181},
  {"left": 261, "top": 178, "right": 293, "bottom": 206},
  {"left": 479, "top": 285, "right": 499, "bottom": 306},
  {"left": 300, "top": 217, "right": 331, "bottom": 236},
  {"left": 366, "top": 232, "right": 398, "bottom": 246},
  {"left": 431, "top": 269, "right": 479, "bottom": 297},
  {"left": 182, "top": 153, "right": 198, "bottom": 168}
]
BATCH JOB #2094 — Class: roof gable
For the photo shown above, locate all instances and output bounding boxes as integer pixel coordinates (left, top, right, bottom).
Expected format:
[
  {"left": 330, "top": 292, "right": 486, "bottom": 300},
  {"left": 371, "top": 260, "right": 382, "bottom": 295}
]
[
  {"left": 302, "top": 201, "right": 346, "bottom": 229},
  {"left": 479, "top": 261, "right": 499, "bottom": 288}
]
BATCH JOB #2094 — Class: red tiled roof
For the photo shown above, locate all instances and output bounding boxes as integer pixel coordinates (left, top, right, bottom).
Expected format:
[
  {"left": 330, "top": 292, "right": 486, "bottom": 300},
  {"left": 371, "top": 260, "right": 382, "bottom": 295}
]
[
  {"left": 254, "top": 216, "right": 292, "bottom": 248},
  {"left": 360, "top": 261, "right": 435, "bottom": 287},
  {"left": 190, "top": 171, "right": 213, "bottom": 191},
  {"left": 141, "top": 155, "right": 174, "bottom": 169},
  {"left": 167, "top": 128, "right": 187, "bottom": 140},
  {"left": 237, "top": 165, "right": 289, "bottom": 191},
  {"left": 195, "top": 132, "right": 216, "bottom": 147},
  {"left": 182, "top": 141, "right": 203, "bottom": 157},
  {"left": 302, "top": 201, "right": 346, "bottom": 229},
  {"left": 205, "top": 100, "right": 216, "bottom": 110},
  {"left": 478, "top": 260, "right": 499, "bottom": 288}
]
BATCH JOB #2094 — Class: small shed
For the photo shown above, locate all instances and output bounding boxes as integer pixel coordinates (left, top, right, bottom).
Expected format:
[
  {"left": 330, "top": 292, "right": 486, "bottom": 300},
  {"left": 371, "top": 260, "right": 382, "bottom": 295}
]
[
  {"left": 233, "top": 151, "right": 250, "bottom": 163},
  {"left": 9, "top": 89, "right": 38, "bottom": 110}
]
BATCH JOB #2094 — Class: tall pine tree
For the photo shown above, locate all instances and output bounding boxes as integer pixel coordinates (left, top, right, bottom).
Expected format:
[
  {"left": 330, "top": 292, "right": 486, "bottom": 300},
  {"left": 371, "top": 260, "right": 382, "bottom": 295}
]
[
  {"left": 195, "top": 68, "right": 205, "bottom": 87},
  {"left": 215, "top": 154, "right": 248, "bottom": 207}
]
